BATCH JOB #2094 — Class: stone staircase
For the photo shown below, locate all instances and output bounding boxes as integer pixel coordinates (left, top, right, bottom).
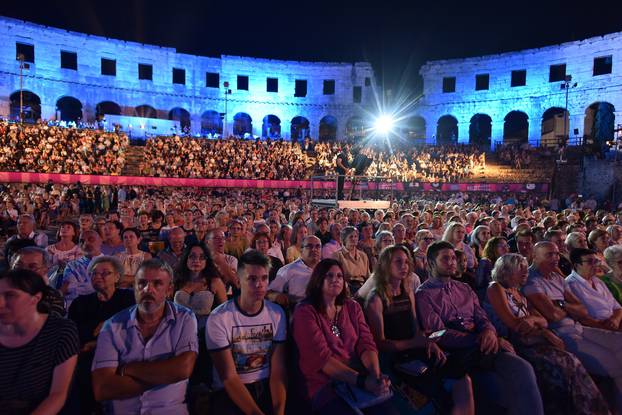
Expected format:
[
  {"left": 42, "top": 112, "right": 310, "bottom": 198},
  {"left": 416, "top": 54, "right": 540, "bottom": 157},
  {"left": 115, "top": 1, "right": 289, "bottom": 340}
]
[{"left": 121, "top": 146, "right": 145, "bottom": 177}]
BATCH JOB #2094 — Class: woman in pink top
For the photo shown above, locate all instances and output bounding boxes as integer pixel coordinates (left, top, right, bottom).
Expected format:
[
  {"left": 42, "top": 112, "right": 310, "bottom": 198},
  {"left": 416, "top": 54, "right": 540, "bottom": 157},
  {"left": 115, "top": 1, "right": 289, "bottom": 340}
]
[{"left": 292, "top": 258, "right": 398, "bottom": 414}]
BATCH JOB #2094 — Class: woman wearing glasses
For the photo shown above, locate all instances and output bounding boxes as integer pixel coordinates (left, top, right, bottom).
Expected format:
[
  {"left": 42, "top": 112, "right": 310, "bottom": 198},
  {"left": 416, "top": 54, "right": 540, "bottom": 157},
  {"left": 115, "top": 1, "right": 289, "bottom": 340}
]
[
  {"left": 67, "top": 256, "right": 135, "bottom": 413},
  {"left": 487, "top": 253, "right": 609, "bottom": 415}
]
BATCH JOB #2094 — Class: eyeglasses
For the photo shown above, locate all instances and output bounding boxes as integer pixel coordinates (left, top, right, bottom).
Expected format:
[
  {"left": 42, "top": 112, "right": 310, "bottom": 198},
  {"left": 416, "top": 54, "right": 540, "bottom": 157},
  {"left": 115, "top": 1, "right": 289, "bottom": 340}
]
[
  {"left": 580, "top": 258, "right": 599, "bottom": 265},
  {"left": 189, "top": 254, "right": 207, "bottom": 261},
  {"left": 423, "top": 237, "right": 435, "bottom": 242},
  {"left": 303, "top": 244, "right": 322, "bottom": 249},
  {"left": 91, "top": 270, "right": 114, "bottom": 278}
]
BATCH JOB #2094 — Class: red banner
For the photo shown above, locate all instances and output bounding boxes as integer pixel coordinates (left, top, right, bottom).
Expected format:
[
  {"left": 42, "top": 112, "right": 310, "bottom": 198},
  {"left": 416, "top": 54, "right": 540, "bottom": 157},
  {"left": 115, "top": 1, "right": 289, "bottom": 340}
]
[{"left": 0, "top": 172, "right": 548, "bottom": 193}]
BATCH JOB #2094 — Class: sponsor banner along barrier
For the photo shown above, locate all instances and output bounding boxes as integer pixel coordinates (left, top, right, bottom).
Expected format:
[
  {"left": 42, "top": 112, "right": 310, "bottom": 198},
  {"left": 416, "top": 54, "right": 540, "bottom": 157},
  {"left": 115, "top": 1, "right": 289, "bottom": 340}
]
[{"left": 0, "top": 172, "right": 548, "bottom": 193}]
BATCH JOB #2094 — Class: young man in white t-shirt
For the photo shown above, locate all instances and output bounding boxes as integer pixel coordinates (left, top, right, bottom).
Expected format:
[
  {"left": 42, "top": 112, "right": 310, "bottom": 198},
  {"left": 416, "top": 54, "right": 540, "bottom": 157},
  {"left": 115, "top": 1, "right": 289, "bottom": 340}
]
[{"left": 206, "top": 250, "right": 287, "bottom": 415}]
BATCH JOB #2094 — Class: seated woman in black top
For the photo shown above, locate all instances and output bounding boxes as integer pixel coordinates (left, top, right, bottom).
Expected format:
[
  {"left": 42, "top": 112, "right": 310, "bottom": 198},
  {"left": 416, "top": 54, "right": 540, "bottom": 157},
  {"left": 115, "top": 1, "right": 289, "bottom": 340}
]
[
  {"left": 68, "top": 255, "right": 135, "bottom": 413},
  {"left": 0, "top": 269, "right": 79, "bottom": 414},
  {"left": 365, "top": 245, "right": 474, "bottom": 415}
]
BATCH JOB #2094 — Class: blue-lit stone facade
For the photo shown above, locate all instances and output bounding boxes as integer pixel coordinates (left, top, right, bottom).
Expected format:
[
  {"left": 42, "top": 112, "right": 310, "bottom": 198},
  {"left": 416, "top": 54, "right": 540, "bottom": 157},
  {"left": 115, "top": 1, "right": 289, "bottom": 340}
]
[
  {"left": 416, "top": 32, "right": 622, "bottom": 148},
  {"left": 0, "top": 16, "right": 375, "bottom": 140}
]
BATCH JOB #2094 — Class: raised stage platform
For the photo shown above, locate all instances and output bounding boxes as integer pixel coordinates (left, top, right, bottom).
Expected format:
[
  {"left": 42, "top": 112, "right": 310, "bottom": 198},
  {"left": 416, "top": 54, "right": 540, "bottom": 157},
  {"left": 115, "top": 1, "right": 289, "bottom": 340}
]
[{"left": 311, "top": 199, "right": 391, "bottom": 209}]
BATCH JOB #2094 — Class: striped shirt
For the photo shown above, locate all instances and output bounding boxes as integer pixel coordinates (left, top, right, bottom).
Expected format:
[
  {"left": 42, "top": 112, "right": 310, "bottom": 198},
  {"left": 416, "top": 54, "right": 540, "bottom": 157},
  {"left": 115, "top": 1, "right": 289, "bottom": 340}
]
[{"left": 0, "top": 314, "right": 79, "bottom": 412}]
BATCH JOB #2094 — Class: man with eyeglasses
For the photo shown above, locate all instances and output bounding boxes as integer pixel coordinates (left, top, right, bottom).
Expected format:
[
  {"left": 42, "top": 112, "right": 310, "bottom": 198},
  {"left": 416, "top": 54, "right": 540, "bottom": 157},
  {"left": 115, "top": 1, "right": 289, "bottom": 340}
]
[
  {"left": 524, "top": 241, "right": 622, "bottom": 412},
  {"left": 267, "top": 236, "right": 322, "bottom": 309},
  {"left": 10, "top": 246, "right": 65, "bottom": 316},
  {"left": 566, "top": 248, "right": 622, "bottom": 330}
]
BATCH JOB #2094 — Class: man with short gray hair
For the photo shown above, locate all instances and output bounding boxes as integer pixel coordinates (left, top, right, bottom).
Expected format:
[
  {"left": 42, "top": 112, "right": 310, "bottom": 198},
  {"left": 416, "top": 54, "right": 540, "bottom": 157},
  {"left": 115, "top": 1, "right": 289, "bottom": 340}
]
[
  {"left": 11, "top": 246, "right": 65, "bottom": 316},
  {"left": 92, "top": 259, "right": 198, "bottom": 414},
  {"left": 3, "top": 214, "right": 48, "bottom": 260}
]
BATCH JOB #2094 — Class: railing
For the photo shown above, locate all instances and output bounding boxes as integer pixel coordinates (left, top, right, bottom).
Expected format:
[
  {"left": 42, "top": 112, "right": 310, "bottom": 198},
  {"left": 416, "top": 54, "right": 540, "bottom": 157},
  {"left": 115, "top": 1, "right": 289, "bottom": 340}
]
[{"left": 310, "top": 175, "right": 395, "bottom": 202}]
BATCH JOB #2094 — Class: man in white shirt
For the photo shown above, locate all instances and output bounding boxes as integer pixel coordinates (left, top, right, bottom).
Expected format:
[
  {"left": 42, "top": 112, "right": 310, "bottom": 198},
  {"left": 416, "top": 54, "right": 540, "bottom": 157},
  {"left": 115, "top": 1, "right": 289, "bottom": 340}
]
[
  {"left": 566, "top": 248, "right": 622, "bottom": 330},
  {"left": 267, "top": 236, "right": 321, "bottom": 308},
  {"left": 207, "top": 250, "right": 287, "bottom": 415}
]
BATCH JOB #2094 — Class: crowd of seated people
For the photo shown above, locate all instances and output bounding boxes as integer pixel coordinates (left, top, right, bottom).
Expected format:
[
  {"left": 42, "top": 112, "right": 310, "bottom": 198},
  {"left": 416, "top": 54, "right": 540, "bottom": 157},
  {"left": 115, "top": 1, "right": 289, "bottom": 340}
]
[
  {"left": 0, "top": 119, "right": 571, "bottom": 185},
  {"left": 3, "top": 179, "right": 622, "bottom": 414},
  {"left": 140, "top": 135, "right": 316, "bottom": 179},
  {"left": 0, "top": 120, "right": 128, "bottom": 175},
  {"left": 141, "top": 137, "right": 488, "bottom": 182}
]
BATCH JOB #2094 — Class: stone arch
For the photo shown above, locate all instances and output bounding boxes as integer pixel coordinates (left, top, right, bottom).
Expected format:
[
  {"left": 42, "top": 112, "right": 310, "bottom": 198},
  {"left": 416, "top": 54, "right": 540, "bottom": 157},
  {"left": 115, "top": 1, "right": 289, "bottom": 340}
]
[
  {"left": 404, "top": 115, "right": 426, "bottom": 139},
  {"left": 233, "top": 112, "right": 253, "bottom": 137},
  {"left": 135, "top": 104, "right": 158, "bottom": 119},
  {"left": 201, "top": 110, "right": 222, "bottom": 135},
  {"left": 169, "top": 107, "right": 191, "bottom": 133},
  {"left": 56, "top": 96, "right": 83, "bottom": 122},
  {"left": 95, "top": 101, "right": 121, "bottom": 120},
  {"left": 319, "top": 115, "right": 338, "bottom": 141},
  {"left": 262, "top": 115, "right": 282, "bottom": 138},
  {"left": 584, "top": 102, "right": 615, "bottom": 145},
  {"left": 346, "top": 116, "right": 366, "bottom": 139},
  {"left": 436, "top": 115, "right": 458, "bottom": 144},
  {"left": 469, "top": 113, "right": 492, "bottom": 148},
  {"left": 290, "top": 116, "right": 310, "bottom": 142},
  {"left": 9, "top": 90, "right": 41, "bottom": 122},
  {"left": 541, "top": 107, "right": 568, "bottom": 146},
  {"left": 503, "top": 111, "right": 529, "bottom": 145}
]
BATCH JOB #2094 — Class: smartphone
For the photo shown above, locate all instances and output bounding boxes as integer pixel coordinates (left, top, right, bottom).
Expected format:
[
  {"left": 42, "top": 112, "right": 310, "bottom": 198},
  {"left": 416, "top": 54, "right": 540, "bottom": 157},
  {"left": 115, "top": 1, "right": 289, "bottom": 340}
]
[
  {"left": 397, "top": 360, "right": 428, "bottom": 377},
  {"left": 428, "top": 329, "right": 447, "bottom": 339}
]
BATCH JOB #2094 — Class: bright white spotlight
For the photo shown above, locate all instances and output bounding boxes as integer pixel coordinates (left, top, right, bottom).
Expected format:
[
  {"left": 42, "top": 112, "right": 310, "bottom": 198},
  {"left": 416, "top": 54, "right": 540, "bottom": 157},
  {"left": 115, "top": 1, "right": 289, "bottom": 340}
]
[{"left": 374, "top": 114, "right": 394, "bottom": 135}]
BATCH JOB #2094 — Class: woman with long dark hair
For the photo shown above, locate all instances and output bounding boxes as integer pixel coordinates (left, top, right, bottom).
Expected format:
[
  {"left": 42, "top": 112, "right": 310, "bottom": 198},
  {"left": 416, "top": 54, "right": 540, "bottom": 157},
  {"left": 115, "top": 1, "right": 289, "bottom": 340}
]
[
  {"left": 292, "top": 259, "right": 398, "bottom": 414},
  {"left": 174, "top": 242, "right": 227, "bottom": 325}
]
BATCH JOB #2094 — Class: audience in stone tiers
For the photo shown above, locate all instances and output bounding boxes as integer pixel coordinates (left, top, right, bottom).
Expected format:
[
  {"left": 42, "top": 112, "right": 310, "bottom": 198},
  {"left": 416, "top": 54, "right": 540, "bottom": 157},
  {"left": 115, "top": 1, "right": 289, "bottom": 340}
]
[
  {"left": 3, "top": 179, "right": 622, "bottom": 413},
  {"left": 0, "top": 120, "right": 128, "bottom": 175}
]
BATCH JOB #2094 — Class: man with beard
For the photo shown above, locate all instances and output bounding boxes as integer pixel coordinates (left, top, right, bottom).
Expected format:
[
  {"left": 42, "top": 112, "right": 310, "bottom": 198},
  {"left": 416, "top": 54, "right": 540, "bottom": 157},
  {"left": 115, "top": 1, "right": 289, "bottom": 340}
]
[
  {"left": 91, "top": 259, "right": 198, "bottom": 414},
  {"left": 416, "top": 241, "right": 543, "bottom": 415}
]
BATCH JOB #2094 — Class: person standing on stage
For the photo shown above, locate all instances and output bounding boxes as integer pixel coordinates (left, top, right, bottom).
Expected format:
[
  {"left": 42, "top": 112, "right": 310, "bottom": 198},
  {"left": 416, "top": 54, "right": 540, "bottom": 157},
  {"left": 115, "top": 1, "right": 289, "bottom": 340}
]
[{"left": 335, "top": 146, "right": 351, "bottom": 201}]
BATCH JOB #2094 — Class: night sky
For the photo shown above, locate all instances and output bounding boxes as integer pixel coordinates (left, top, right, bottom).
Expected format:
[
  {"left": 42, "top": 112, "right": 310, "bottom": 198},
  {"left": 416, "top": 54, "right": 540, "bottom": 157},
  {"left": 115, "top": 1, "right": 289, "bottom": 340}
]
[{"left": 2, "top": 0, "right": 621, "bottom": 95}]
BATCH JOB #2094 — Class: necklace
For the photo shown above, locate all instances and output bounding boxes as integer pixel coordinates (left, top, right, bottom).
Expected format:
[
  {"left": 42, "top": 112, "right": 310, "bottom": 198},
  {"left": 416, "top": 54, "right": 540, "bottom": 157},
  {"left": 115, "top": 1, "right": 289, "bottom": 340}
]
[{"left": 329, "top": 307, "right": 341, "bottom": 337}]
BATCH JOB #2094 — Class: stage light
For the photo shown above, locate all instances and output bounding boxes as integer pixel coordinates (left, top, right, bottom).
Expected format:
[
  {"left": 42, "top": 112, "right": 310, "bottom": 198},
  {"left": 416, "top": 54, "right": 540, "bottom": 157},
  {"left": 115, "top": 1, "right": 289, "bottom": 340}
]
[{"left": 374, "top": 114, "right": 394, "bottom": 135}]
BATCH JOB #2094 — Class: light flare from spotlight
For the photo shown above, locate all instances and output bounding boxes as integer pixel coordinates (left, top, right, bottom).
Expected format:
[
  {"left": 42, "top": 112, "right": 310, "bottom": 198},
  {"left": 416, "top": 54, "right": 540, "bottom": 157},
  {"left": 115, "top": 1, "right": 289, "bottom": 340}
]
[{"left": 374, "top": 114, "right": 395, "bottom": 135}]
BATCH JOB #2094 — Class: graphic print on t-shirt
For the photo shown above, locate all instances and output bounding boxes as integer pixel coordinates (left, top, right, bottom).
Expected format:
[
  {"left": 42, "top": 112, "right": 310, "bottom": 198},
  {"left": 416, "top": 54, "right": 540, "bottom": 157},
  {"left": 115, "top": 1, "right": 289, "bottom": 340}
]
[{"left": 231, "top": 323, "right": 274, "bottom": 374}]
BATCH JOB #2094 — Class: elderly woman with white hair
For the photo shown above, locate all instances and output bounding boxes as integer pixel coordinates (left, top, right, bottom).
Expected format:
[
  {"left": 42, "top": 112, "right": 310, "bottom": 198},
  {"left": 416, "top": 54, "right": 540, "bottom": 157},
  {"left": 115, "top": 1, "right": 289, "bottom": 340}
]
[
  {"left": 67, "top": 255, "right": 135, "bottom": 413},
  {"left": 603, "top": 245, "right": 622, "bottom": 305},
  {"left": 487, "top": 253, "right": 609, "bottom": 415}
]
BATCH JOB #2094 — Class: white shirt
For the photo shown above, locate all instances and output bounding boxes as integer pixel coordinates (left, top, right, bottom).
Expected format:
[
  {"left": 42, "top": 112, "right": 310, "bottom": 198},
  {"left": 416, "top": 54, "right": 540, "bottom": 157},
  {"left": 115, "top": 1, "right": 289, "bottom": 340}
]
[
  {"left": 566, "top": 270, "right": 621, "bottom": 320},
  {"left": 268, "top": 258, "right": 313, "bottom": 300},
  {"left": 206, "top": 298, "right": 286, "bottom": 388}
]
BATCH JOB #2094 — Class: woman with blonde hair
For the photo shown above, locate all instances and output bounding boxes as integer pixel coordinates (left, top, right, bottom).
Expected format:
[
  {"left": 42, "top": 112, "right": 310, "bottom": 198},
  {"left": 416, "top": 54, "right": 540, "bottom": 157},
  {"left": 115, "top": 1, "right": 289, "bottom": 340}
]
[
  {"left": 286, "top": 222, "right": 308, "bottom": 264},
  {"left": 365, "top": 245, "right": 474, "bottom": 414},
  {"left": 442, "top": 222, "right": 477, "bottom": 270},
  {"left": 487, "top": 253, "right": 609, "bottom": 415}
]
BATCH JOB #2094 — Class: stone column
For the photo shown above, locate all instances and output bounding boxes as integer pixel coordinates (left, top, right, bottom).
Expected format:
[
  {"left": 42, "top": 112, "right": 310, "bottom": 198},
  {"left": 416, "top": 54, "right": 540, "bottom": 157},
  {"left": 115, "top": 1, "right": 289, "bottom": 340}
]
[
  {"left": 458, "top": 122, "right": 469, "bottom": 145},
  {"left": 281, "top": 120, "right": 291, "bottom": 141},
  {"left": 491, "top": 119, "right": 504, "bottom": 150},
  {"left": 191, "top": 114, "right": 202, "bottom": 136},
  {"left": 528, "top": 115, "right": 542, "bottom": 147}
]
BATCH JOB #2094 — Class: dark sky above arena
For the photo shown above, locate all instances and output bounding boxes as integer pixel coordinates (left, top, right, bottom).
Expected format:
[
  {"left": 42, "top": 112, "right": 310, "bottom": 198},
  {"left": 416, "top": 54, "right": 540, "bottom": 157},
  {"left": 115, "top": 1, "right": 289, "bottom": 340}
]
[{"left": 2, "top": 0, "right": 621, "bottom": 96}]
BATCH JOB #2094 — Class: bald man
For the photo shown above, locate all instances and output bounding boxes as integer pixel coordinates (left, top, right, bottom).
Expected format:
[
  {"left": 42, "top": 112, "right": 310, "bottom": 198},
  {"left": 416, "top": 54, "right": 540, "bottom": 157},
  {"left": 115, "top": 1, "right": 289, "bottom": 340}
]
[
  {"left": 524, "top": 241, "right": 622, "bottom": 412},
  {"left": 267, "top": 235, "right": 321, "bottom": 308}
]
